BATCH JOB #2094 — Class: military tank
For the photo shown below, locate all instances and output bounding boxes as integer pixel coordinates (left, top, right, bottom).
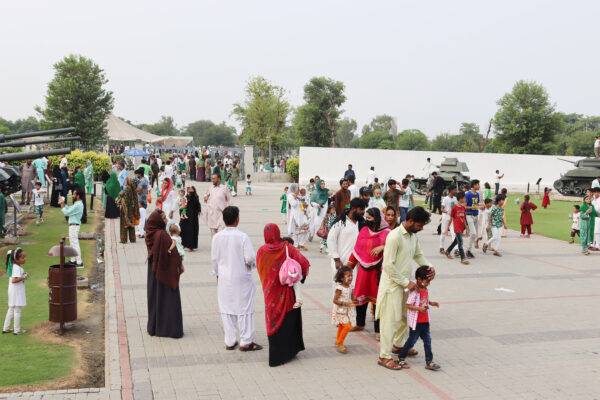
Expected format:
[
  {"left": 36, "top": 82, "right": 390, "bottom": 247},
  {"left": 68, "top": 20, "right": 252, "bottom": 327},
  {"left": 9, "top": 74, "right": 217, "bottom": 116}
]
[
  {"left": 553, "top": 157, "right": 600, "bottom": 196},
  {"left": 413, "top": 157, "right": 471, "bottom": 195}
]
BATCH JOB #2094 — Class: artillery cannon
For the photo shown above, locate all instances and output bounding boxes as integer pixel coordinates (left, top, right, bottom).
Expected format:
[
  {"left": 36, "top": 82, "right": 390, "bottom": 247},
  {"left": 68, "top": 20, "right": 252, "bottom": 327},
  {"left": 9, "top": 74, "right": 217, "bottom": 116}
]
[
  {"left": 0, "top": 127, "right": 78, "bottom": 195},
  {"left": 412, "top": 157, "right": 471, "bottom": 195},
  {"left": 553, "top": 157, "right": 600, "bottom": 196}
]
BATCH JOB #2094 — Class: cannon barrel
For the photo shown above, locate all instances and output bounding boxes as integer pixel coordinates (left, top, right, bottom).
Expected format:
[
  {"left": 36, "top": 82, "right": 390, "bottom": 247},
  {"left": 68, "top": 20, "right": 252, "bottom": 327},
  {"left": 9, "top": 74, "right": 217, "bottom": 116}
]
[
  {"left": 557, "top": 157, "right": 576, "bottom": 164},
  {"left": 0, "top": 136, "right": 81, "bottom": 149},
  {"left": 0, "top": 127, "right": 76, "bottom": 142},
  {"left": 0, "top": 148, "right": 73, "bottom": 162}
]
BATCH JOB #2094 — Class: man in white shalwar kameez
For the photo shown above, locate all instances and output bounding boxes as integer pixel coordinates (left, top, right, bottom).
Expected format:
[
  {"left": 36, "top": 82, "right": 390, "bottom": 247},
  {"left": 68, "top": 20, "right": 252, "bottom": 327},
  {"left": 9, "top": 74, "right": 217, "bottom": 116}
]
[
  {"left": 211, "top": 206, "right": 262, "bottom": 351},
  {"left": 204, "top": 173, "right": 233, "bottom": 237}
]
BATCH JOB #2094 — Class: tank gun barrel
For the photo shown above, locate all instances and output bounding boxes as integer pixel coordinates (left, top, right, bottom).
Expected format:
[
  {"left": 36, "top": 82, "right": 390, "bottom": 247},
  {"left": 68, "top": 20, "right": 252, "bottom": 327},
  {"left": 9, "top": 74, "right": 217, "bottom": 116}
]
[
  {"left": 0, "top": 148, "right": 73, "bottom": 162},
  {"left": 557, "top": 158, "right": 576, "bottom": 164},
  {"left": 0, "top": 127, "right": 76, "bottom": 142},
  {"left": 0, "top": 136, "right": 81, "bottom": 149}
]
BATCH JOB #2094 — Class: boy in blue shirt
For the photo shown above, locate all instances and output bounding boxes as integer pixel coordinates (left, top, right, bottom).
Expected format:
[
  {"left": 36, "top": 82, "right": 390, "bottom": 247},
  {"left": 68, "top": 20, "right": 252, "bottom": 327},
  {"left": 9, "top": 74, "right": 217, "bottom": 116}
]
[{"left": 464, "top": 180, "right": 481, "bottom": 259}]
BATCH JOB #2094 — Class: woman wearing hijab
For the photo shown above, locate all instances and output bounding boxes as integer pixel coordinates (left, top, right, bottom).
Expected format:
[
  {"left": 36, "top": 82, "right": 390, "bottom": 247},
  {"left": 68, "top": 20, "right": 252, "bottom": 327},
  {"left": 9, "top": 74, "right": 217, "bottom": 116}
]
[
  {"left": 50, "top": 165, "right": 62, "bottom": 207},
  {"left": 310, "top": 179, "right": 330, "bottom": 239},
  {"left": 156, "top": 177, "right": 176, "bottom": 220},
  {"left": 84, "top": 160, "right": 94, "bottom": 195},
  {"left": 347, "top": 208, "right": 390, "bottom": 341},
  {"left": 256, "top": 223, "right": 310, "bottom": 367},
  {"left": 73, "top": 166, "right": 87, "bottom": 224},
  {"left": 104, "top": 172, "right": 121, "bottom": 219},
  {"left": 119, "top": 177, "right": 140, "bottom": 243},
  {"left": 145, "top": 209, "right": 184, "bottom": 338},
  {"left": 180, "top": 186, "right": 201, "bottom": 251},
  {"left": 188, "top": 155, "right": 196, "bottom": 181},
  {"left": 580, "top": 195, "right": 595, "bottom": 255}
]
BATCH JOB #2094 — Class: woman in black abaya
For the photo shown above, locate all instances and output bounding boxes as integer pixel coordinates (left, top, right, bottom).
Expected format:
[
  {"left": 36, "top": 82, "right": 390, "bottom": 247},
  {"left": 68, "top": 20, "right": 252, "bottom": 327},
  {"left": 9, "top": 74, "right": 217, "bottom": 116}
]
[
  {"left": 50, "top": 165, "right": 62, "bottom": 207},
  {"left": 145, "top": 209, "right": 184, "bottom": 338},
  {"left": 180, "top": 186, "right": 200, "bottom": 251}
]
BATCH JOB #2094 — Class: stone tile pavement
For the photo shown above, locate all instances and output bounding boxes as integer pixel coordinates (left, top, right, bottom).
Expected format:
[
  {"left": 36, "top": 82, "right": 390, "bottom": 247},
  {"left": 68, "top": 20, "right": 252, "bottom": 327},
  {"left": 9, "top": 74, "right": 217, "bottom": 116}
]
[{"left": 3, "top": 182, "right": 600, "bottom": 399}]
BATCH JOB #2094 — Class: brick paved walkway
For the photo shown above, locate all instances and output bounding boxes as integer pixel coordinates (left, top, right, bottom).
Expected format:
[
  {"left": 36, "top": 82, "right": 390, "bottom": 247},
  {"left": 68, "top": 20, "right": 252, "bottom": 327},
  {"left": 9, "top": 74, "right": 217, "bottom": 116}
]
[{"left": 3, "top": 182, "right": 600, "bottom": 399}]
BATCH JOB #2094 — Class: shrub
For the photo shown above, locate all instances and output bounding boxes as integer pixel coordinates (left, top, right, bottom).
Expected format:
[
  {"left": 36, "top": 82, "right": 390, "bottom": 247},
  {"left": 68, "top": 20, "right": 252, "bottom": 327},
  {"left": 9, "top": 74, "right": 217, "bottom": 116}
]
[
  {"left": 286, "top": 158, "right": 299, "bottom": 182},
  {"left": 48, "top": 149, "right": 111, "bottom": 178}
]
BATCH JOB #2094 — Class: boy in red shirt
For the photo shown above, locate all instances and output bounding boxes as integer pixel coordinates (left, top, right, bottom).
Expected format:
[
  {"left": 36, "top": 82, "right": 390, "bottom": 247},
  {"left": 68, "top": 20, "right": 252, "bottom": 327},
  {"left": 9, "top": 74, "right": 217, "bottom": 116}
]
[
  {"left": 444, "top": 191, "right": 470, "bottom": 265},
  {"left": 397, "top": 266, "right": 441, "bottom": 370}
]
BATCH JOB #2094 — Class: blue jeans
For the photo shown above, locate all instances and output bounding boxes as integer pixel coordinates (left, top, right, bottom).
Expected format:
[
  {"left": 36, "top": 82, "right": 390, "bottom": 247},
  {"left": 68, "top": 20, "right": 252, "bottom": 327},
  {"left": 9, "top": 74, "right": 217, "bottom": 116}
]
[
  {"left": 495, "top": 182, "right": 500, "bottom": 195},
  {"left": 398, "top": 322, "right": 433, "bottom": 362},
  {"left": 399, "top": 207, "right": 408, "bottom": 222},
  {"left": 446, "top": 231, "right": 465, "bottom": 259}
]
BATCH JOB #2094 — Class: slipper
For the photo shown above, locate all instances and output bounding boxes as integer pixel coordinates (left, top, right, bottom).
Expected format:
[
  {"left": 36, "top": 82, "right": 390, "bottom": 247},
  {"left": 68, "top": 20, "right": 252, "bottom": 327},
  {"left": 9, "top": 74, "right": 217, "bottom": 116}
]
[
  {"left": 377, "top": 358, "right": 403, "bottom": 370},
  {"left": 425, "top": 361, "right": 441, "bottom": 371},
  {"left": 240, "top": 342, "right": 263, "bottom": 352},
  {"left": 225, "top": 341, "right": 238, "bottom": 350}
]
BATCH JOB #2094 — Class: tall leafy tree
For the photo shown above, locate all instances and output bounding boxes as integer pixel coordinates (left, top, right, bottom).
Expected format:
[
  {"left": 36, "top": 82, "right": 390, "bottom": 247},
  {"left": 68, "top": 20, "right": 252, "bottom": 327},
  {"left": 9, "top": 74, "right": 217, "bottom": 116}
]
[
  {"left": 336, "top": 118, "right": 358, "bottom": 148},
  {"left": 182, "top": 120, "right": 237, "bottom": 146},
  {"left": 395, "top": 129, "right": 430, "bottom": 150},
  {"left": 36, "top": 54, "right": 114, "bottom": 148},
  {"left": 231, "top": 76, "right": 290, "bottom": 157},
  {"left": 299, "top": 77, "right": 346, "bottom": 147},
  {"left": 494, "top": 80, "right": 562, "bottom": 154},
  {"left": 359, "top": 131, "right": 394, "bottom": 149},
  {"left": 293, "top": 104, "right": 330, "bottom": 147},
  {"left": 138, "top": 116, "right": 180, "bottom": 136},
  {"left": 362, "top": 114, "right": 394, "bottom": 135}
]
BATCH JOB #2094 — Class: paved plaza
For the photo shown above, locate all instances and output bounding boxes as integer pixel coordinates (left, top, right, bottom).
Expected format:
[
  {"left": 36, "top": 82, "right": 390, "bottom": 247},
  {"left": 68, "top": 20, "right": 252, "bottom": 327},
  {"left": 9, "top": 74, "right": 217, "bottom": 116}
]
[{"left": 3, "top": 182, "right": 600, "bottom": 400}]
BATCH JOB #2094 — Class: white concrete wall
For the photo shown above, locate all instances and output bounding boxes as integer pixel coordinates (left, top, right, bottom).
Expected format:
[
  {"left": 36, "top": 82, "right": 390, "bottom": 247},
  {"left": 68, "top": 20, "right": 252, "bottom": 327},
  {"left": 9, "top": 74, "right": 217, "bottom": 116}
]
[{"left": 299, "top": 147, "right": 581, "bottom": 192}]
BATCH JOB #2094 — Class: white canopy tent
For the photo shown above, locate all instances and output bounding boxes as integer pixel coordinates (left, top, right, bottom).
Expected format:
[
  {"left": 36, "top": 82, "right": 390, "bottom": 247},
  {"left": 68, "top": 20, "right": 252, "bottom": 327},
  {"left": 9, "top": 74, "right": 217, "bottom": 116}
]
[
  {"left": 150, "top": 136, "right": 193, "bottom": 147},
  {"left": 106, "top": 114, "right": 161, "bottom": 143}
]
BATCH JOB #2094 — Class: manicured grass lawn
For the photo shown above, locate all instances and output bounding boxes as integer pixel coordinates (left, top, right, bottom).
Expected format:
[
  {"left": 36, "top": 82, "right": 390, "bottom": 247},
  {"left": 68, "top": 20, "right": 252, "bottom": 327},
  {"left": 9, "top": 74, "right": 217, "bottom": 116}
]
[
  {"left": 415, "top": 196, "right": 580, "bottom": 243},
  {"left": 0, "top": 199, "right": 98, "bottom": 388}
]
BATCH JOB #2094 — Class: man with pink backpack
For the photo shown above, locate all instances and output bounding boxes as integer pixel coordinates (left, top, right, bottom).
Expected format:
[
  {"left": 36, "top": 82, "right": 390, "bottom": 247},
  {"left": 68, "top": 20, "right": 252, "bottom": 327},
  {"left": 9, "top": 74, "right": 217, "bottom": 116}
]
[{"left": 211, "top": 206, "right": 263, "bottom": 352}]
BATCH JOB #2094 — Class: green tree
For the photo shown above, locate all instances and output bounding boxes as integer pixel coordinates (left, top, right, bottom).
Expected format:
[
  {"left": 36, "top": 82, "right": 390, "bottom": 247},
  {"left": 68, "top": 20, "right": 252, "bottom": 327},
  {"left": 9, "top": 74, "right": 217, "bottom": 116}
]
[
  {"left": 231, "top": 76, "right": 290, "bottom": 158},
  {"left": 36, "top": 54, "right": 114, "bottom": 148},
  {"left": 138, "top": 115, "right": 179, "bottom": 136},
  {"left": 359, "top": 131, "right": 394, "bottom": 149},
  {"left": 493, "top": 80, "right": 562, "bottom": 154},
  {"left": 182, "top": 120, "right": 237, "bottom": 146},
  {"left": 336, "top": 118, "right": 358, "bottom": 148},
  {"left": 293, "top": 104, "right": 330, "bottom": 147},
  {"left": 362, "top": 114, "right": 394, "bottom": 135},
  {"left": 395, "top": 129, "right": 430, "bottom": 150},
  {"left": 300, "top": 77, "right": 346, "bottom": 147},
  {"left": 431, "top": 132, "right": 457, "bottom": 152},
  {"left": 566, "top": 130, "right": 597, "bottom": 156}
]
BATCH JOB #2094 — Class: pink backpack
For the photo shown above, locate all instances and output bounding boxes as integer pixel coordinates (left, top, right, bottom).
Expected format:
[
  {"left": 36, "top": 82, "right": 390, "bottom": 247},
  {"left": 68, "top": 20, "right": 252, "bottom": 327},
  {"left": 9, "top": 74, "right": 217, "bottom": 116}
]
[{"left": 279, "top": 244, "right": 302, "bottom": 286}]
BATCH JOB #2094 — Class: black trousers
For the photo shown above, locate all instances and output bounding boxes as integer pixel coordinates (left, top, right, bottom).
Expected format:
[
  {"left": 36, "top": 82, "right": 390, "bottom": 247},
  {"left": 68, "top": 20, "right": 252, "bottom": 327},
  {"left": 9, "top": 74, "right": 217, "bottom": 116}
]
[
  {"left": 355, "top": 303, "right": 379, "bottom": 333},
  {"left": 432, "top": 194, "right": 442, "bottom": 214}
]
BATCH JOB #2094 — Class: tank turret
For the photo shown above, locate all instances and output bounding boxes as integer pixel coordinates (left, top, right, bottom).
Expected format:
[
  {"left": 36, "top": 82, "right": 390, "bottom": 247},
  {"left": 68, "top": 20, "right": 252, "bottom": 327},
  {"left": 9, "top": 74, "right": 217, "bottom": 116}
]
[
  {"left": 412, "top": 157, "right": 471, "bottom": 195},
  {"left": 553, "top": 157, "right": 600, "bottom": 196}
]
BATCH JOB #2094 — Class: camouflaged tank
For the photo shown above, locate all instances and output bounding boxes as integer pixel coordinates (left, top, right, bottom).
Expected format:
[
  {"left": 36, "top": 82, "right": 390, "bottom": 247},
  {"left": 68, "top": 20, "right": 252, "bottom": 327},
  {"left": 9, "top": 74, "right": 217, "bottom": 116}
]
[
  {"left": 413, "top": 157, "right": 471, "bottom": 195},
  {"left": 553, "top": 157, "right": 600, "bottom": 196}
]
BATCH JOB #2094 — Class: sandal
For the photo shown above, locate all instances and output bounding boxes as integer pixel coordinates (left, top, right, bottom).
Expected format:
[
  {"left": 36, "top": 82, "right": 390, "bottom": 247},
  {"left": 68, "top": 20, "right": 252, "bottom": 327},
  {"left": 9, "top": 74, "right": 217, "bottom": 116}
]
[
  {"left": 460, "top": 259, "right": 470, "bottom": 265},
  {"left": 425, "top": 361, "right": 441, "bottom": 371},
  {"left": 225, "top": 341, "right": 238, "bottom": 350},
  {"left": 444, "top": 251, "right": 453, "bottom": 259},
  {"left": 239, "top": 342, "right": 263, "bottom": 352},
  {"left": 377, "top": 358, "right": 403, "bottom": 370},
  {"left": 482, "top": 243, "right": 488, "bottom": 253},
  {"left": 375, "top": 333, "right": 381, "bottom": 342},
  {"left": 493, "top": 252, "right": 502, "bottom": 257},
  {"left": 584, "top": 251, "right": 590, "bottom": 256},
  {"left": 392, "top": 346, "right": 418, "bottom": 356},
  {"left": 336, "top": 343, "right": 347, "bottom": 353},
  {"left": 397, "top": 359, "right": 411, "bottom": 369}
]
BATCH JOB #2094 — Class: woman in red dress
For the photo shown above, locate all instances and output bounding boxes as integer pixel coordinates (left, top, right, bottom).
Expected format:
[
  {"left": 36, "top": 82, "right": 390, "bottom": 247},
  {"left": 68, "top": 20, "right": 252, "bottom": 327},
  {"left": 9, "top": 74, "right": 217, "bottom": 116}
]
[
  {"left": 520, "top": 194, "right": 537, "bottom": 237},
  {"left": 347, "top": 208, "right": 390, "bottom": 341},
  {"left": 542, "top": 187, "right": 551, "bottom": 209}
]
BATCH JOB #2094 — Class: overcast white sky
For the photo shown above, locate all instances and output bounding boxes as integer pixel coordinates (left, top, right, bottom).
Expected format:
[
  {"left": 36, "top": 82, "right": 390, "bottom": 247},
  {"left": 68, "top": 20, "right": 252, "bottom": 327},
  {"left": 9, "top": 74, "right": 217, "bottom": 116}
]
[{"left": 2, "top": 0, "right": 600, "bottom": 138}]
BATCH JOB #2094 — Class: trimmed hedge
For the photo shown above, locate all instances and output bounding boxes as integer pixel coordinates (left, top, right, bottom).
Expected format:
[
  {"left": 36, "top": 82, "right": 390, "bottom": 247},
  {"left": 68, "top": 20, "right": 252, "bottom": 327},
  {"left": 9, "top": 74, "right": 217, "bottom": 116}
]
[{"left": 48, "top": 150, "right": 111, "bottom": 179}]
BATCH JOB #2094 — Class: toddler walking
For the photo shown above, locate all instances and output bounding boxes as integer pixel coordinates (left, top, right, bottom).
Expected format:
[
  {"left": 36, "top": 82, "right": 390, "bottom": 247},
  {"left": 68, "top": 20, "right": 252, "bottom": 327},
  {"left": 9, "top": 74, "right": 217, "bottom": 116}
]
[
  {"left": 570, "top": 205, "right": 580, "bottom": 244},
  {"left": 245, "top": 174, "right": 252, "bottom": 196},
  {"left": 332, "top": 266, "right": 356, "bottom": 354},
  {"left": 3, "top": 248, "right": 29, "bottom": 335},
  {"left": 397, "top": 266, "right": 441, "bottom": 370},
  {"left": 32, "top": 181, "right": 46, "bottom": 225}
]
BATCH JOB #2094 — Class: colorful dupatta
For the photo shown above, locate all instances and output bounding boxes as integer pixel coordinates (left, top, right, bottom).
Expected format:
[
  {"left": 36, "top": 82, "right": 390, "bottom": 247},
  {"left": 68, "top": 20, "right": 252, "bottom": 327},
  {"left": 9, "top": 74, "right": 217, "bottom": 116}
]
[
  {"left": 351, "top": 226, "right": 390, "bottom": 268},
  {"left": 256, "top": 223, "right": 310, "bottom": 336}
]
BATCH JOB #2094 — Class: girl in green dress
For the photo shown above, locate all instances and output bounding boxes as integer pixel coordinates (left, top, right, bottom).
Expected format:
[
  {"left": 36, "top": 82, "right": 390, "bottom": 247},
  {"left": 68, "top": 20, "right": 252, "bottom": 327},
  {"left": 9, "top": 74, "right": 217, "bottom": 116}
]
[
  {"left": 280, "top": 187, "right": 288, "bottom": 223},
  {"left": 579, "top": 195, "right": 595, "bottom": 255}
]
